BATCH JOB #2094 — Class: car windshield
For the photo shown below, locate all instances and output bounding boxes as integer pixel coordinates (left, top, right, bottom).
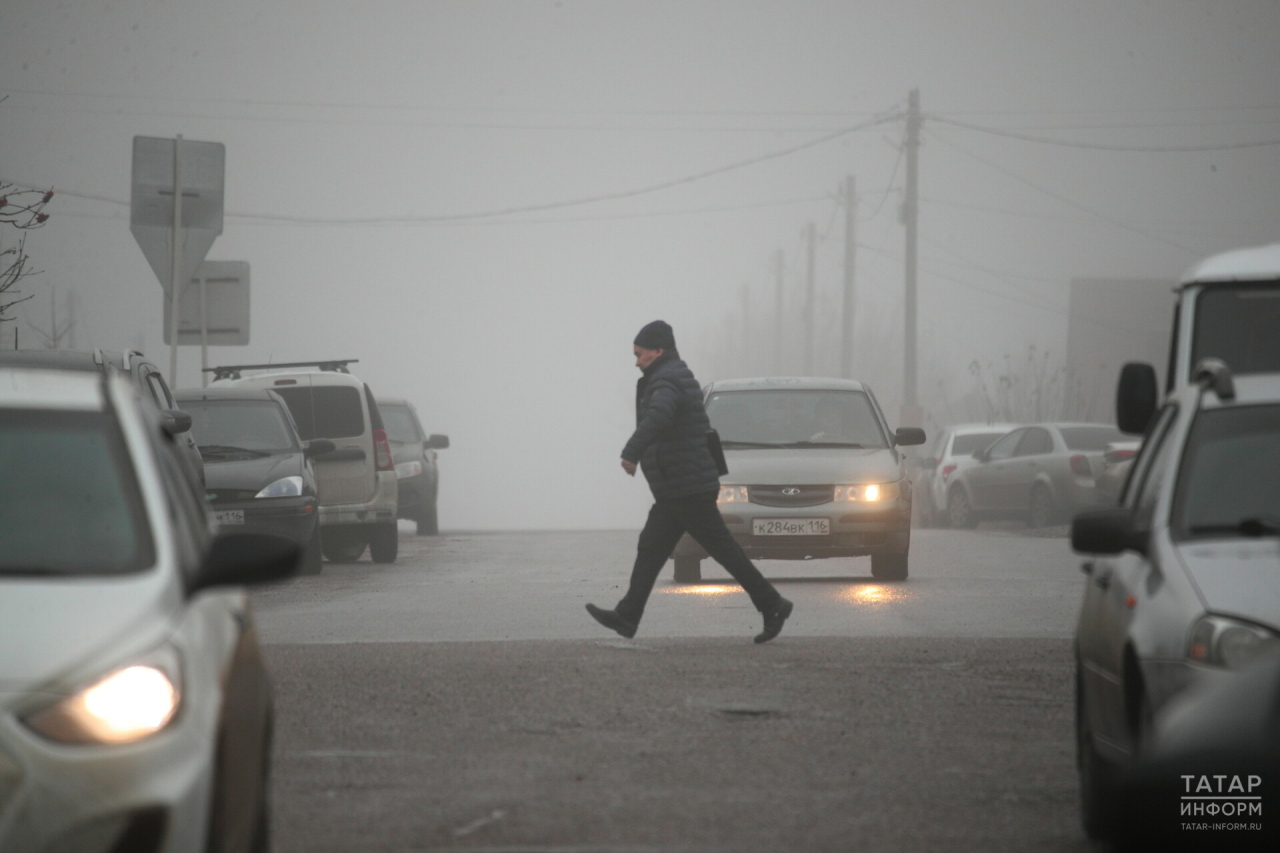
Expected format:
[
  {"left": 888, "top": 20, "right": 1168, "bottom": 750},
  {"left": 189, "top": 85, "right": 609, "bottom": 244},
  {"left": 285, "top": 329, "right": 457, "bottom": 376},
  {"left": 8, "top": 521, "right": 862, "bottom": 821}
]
[
  {"left": 1059, "top": 426, "right": 1126, "bottom": 451},
  {"left": 381, "top": 405, "right": 420, "bottom": 443},
  {"left": 705, "top": 390, "right": 888, "bottom": 448},
  {"left": 0, "top": 409, "right": 154, "bottom": 576},
  {"left": 951, "top": 432, "right": 1008, "bottom": 456},
  {"left": 183, "top": 400, "right": 299, "bottom": 454},
  {"left": 272, "top": 386, "right": 364, "bottom": 441},
  {"left": 1173, "top": 403, "right": 1280, "bottom": 540},
  {"left": 1191, "top": 285, "right": 1280, "bottom": 378}
]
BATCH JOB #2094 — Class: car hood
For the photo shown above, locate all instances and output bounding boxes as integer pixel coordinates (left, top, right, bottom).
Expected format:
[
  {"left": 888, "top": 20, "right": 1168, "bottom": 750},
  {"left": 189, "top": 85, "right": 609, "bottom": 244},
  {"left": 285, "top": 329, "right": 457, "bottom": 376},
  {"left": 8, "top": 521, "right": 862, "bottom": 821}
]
[
  {"left": 0, "top": 570, "right": 177, "bottom": 693},
  {"left": 723, "top": 447, "right": 902, "bottom": 485},
  {"left": 203, "top": 453, "right": 301, "bottom": 493},
  {"left": 1176, "top": 539, "right": 1280, "bottom": 630}
]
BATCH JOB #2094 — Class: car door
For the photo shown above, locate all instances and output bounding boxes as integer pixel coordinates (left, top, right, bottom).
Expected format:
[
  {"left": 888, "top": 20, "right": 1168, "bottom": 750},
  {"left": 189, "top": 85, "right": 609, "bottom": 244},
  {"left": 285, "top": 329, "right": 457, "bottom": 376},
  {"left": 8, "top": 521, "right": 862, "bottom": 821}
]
[
  {"left": 1007, "top": 426, "right": 1054, "bottom": 509},
  {"left": 1078, "top": 404, "right": 1179, "bottom": 754},
  {"left": 142, "top": 364, "right": 204, "bottom": 485},
  {"left": 967, "top": 428, "right": 1023, "bottom": 510}
]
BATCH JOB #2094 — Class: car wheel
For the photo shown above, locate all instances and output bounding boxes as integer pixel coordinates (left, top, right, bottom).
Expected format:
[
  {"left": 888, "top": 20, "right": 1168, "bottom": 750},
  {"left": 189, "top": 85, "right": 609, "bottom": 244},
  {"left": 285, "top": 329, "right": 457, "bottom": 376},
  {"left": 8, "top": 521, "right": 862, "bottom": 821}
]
[
  {"left": 1077, "top": 667, "right": 1118, "bottom": 840},
  {"left": 321, "top": 529, "right": 365, "bottom": 563},
  {"left": 947, "top": 488, "right": 977, "bottom": 529},
  {"left": 1028, "top": 485, "right": 1056, "bottom": 529},
  {"left": 301, "top": 522, "right": 323, "bottom": 575},
  {"left": 871, "top": 549, "right": 909, "bottom": 581},
  {"left": 673, "top": 556, "right": 701, "bottom": 583},
  {"left": 369, "top": 522, "right": 399, "bottom": 564},
  {"left": 416, "top": 503, "right": 439, "bottom": 536}
]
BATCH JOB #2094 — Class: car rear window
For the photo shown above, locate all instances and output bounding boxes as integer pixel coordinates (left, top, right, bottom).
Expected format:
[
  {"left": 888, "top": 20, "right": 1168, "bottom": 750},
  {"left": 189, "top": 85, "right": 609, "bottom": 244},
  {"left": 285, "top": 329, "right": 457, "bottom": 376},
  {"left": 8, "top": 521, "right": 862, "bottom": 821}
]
[
  {"left": 951, "top": 432, "right": 1007, "bottom": 456},
  {"left": 1060, "top": 426, "right": 1127, "bottom": 451},
  {"left": 0, "top": 410, "right": 155, "bottom": 576},
  {"left": 272, "top": 386, "right": 365, "bottom": 440}
]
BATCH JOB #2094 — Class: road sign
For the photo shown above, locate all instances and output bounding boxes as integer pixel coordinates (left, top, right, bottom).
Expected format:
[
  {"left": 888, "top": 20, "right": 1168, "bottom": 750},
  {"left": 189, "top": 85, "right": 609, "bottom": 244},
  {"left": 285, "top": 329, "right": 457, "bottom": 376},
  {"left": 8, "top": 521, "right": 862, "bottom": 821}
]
[
  {"left": 130, "top": 136, "right": 225, "bottom": 294},
  {"left": 163, "top": 261, "right": 250, "bottom": 346}
]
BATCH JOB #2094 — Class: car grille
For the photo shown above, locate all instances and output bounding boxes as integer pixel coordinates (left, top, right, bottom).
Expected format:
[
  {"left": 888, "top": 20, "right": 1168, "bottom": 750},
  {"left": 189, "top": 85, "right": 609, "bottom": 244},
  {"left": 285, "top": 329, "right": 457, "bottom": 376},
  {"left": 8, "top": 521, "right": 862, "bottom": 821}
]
[
  {"left": 749, "top": 485, "right": 833, "bottom": 507},
  {"left": 205, "top": 488, "right": 259, "bottom": 503}
]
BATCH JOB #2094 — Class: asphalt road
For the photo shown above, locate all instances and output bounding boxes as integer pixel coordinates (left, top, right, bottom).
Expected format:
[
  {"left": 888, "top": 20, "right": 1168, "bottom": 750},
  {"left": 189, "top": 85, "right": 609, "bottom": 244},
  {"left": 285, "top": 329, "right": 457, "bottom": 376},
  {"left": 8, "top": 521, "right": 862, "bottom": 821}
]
[{"left": 252, "top": 524, "right": 1095, "bottom": 852}]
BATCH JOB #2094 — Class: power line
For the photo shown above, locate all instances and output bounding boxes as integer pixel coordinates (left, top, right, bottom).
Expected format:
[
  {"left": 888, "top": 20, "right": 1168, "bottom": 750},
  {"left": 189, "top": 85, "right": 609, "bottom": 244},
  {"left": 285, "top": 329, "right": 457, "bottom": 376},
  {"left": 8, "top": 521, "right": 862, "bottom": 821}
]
[{"left": 927, "top": 114, "right": 1280, "bottom": 152}]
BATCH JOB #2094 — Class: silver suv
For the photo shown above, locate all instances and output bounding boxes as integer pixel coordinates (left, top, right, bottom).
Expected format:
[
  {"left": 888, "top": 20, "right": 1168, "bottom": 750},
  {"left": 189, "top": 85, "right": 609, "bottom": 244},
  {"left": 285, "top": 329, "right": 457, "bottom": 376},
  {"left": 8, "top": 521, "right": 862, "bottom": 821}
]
[{"left": 213, "top": 360, "right": 399, "bottom": 564}]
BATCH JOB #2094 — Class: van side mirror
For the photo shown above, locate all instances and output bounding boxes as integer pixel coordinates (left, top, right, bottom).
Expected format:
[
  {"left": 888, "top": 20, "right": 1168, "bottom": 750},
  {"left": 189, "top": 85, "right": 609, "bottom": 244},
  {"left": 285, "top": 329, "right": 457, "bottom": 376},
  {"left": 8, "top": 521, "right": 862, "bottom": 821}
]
[
  {"left": 1117, "top": 362, "right": 1158, "bottom": 435},
  {"left": 427, "top": 434, "right": 450, "bottom": 450},
  {"left": 894, "top": 427, "right": 926, "bottom": 447},
  {"left": 305, "top": 439, "right": 336, "bottom": 458},
  {"left": 163, "top": 410, "right": 193, "bottom": 435},
  {"left": 1071, "top": 509, "right": 1147, "bottom": 556},
  {"left": 191, "top": 532, "right": 301, "bottom": 593}
]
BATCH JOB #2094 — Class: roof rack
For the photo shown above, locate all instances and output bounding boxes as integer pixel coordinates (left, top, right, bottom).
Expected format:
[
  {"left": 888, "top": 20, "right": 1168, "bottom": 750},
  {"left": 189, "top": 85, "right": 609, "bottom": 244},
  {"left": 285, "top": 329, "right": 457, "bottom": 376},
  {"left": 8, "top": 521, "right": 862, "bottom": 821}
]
[{"left": 204, "top": 359, "right": 359, "bottom": 382}]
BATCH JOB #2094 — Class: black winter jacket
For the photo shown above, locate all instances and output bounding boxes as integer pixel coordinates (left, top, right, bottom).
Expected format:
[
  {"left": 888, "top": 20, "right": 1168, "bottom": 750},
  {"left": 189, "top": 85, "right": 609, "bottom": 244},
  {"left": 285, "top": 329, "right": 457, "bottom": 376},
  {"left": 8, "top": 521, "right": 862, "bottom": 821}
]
[{"left": 621, "top": 353, "right": 721, "bottom": 500}]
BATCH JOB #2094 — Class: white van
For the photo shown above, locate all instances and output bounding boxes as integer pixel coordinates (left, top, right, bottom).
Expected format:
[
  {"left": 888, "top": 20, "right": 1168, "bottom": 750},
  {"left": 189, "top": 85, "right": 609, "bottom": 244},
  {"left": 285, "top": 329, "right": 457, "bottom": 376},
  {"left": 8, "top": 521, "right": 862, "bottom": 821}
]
[{"left": 213, "top": 360, "right": 399, "bottom": 563}]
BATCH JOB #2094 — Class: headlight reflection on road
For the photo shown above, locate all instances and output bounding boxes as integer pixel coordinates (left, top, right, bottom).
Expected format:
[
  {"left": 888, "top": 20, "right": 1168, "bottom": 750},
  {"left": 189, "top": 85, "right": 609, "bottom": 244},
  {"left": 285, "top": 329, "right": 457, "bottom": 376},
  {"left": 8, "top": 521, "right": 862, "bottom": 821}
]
[
  {"left": 662, "top": 585, "right": 736, "bottom": 596},
  {"left": 840, "top": 584, "right": 910, "bottom": 607}
]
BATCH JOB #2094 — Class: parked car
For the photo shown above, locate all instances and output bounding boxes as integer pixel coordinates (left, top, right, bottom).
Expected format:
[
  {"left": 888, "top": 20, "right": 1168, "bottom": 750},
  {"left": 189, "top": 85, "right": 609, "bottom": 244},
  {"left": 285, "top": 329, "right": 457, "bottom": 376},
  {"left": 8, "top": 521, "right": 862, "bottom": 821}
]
[
  {"left": 670, "top": 377, "right": 925, "bottom": 582},
  {"left": 914, "top": 422, "right": 1018, "bottom": 527},
  {"left": 212, "top": 360, "right": 399, "bottom": 564},
  {"left": 178, "top": 386, "right": 332, "bottom": 574},
  {"left": 945, "top": 422, "right": 1127, "bottom": 529},
  {"left": 0, "top": 361, "right": 299, "bottom": 853},
  {"left": 1071, "top": 362, "right": 1280, "bottom": 841},
  {"left": 376, "top": 396, "right": 449, "bottom": 535},
  {"left": 0, "top": 348, "right": 204, "bottom": 487}
]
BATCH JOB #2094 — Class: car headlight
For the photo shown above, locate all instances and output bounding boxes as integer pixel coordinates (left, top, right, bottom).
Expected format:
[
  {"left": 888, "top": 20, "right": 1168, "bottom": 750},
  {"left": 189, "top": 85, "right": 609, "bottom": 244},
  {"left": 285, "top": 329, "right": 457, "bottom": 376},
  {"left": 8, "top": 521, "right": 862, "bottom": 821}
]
[
  {"left": 717, "top": 485, "right": 749, "bottom": 503},
  {"left": 395, "top": 460, "right": 424, "bottom": 479},
  {"left": 1187, "top": 615, "right": 1280, "bottom": 669},
  {"left": 24, "top": 648, "right": 182, "bottom": 744},
  {"left": 256, "top": 476, "right": 303, "bottom": 498},
  {"left": 834, "top": 481, "right": 902, "bottom": 502}
]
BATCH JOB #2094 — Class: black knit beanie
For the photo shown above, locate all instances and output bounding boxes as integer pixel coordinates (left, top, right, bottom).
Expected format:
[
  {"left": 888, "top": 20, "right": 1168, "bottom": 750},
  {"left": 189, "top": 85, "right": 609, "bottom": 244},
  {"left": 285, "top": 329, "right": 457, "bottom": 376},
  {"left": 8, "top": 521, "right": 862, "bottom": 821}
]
[{"left": 634, "top": 320, "right": 676, "bottom": 351}]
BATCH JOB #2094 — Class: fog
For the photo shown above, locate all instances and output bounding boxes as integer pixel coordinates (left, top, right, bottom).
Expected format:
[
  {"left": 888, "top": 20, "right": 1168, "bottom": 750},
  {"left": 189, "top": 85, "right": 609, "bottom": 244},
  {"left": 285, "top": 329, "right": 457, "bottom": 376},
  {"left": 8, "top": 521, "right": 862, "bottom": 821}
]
[{"left": 3, "top": 0, "right": 1278, "bottom": 530}]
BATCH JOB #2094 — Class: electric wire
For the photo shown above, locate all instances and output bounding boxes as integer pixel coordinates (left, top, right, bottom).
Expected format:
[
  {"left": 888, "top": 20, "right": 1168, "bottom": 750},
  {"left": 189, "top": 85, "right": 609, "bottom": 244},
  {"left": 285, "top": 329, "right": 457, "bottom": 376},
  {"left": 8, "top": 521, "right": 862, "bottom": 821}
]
[{"left": 927, "top": 113, "right": 1280, "bottom": 152}]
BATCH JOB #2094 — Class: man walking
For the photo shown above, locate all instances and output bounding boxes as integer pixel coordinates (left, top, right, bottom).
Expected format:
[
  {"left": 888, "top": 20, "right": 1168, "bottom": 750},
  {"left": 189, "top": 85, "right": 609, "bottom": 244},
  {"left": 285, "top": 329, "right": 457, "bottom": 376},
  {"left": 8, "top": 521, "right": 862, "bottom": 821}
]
[{"left": 586, "top": 320, "right": 793, "bottom": 643}]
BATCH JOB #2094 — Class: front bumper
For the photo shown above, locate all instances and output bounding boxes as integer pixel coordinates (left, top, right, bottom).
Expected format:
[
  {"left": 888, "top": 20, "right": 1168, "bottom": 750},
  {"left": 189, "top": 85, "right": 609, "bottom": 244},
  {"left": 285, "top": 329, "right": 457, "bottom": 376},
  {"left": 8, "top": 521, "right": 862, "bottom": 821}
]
[
  {"left": 674, "top": 498, "right": 912, "bottom": 560},
  {"left": 210, "top": 495, "right": 318, "bottom": 545}
]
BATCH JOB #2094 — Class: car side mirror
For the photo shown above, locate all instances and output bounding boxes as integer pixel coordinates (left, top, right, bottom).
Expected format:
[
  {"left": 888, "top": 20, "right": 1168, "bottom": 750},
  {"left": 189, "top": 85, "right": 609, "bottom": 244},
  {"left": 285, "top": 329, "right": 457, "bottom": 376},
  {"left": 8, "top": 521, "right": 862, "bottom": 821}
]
[
  {"left": 894, "top": 427, "right": 926, "bottom": 447},
  {"left": 1071, "top": 509, "right": 1147, "bottom": 556},
  {"left": 190, "top": 532, "right": 301, "bottom": 594},
  {"left": 305, "top": 439, "right": 336, "bottom": 458},
  {"left": 162, "top": 409, "right": 192, "bottom": 435},
  {"left": 1117, "top": 362, "right": 1158, "bottom": 435},
  {"left": 427, "top": 434, "right": 450, "bottom": 450}
]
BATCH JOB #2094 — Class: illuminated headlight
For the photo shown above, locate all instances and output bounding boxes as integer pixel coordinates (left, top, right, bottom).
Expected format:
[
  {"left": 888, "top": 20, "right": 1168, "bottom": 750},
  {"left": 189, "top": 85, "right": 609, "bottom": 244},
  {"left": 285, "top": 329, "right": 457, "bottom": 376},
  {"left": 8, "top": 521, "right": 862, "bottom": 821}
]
[
  {"left": 256, "top": 476, "right": 303, "bottom": 498},
  {"left": 717, "top": 485, "right": 749, "bottom": 503},
  {"left": 834, "top": 481, "right": 902, "bottom": 502},
  {"left": 24, "top": 649, "right": 182, "bottom": 744},
  {"left": 395, "top": 460, "right": 424, "bottom": 479},
  {"left": 1187, "top": 615, "right": 1280, "bottom": 669}
]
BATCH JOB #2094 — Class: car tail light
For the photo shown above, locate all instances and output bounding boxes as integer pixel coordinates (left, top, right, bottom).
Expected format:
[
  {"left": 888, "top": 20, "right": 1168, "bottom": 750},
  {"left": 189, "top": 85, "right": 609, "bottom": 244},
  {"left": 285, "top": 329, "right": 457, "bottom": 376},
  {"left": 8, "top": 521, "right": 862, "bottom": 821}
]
[
  {"left": 1104, "top": 449, "right": 1136, "bottom": 464},
  {"left": 373, "top": 428, "right": 394, "bottom": 472},
  {"left": 941, "top": 464, "right": 958, "bottom": 482},
  {"left": 1070, "top": 454, "right": 1092, "bottom": 477}
]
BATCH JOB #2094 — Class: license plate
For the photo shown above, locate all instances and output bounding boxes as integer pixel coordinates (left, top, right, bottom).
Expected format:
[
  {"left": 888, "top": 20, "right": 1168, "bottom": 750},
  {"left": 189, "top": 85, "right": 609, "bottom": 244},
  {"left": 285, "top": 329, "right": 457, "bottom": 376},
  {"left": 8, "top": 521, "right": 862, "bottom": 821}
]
[
  {"left": 214, "top": 510, "right": 244, "bottom": 526},
  {"left": 753, "top": 517, "right": 830, "bottom": 536}
]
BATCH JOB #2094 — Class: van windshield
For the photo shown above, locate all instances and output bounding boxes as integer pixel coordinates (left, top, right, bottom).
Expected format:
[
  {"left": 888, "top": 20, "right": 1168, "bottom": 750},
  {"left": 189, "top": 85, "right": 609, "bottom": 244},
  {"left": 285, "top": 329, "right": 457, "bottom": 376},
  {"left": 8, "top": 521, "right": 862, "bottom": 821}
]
[
  {"left": 1191, "top": 284, "right": 1280, "bottom": 378},
  {"left": 706, "top": 390, "right": 888, "bottom": 448}
]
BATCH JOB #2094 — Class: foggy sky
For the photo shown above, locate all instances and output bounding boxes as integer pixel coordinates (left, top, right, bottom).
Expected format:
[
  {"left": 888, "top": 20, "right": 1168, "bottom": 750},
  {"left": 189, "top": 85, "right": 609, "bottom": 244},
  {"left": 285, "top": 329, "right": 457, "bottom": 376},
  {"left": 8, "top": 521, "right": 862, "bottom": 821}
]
[{"left": 3, "top": 0, "right": 1279, "bottom": 529}]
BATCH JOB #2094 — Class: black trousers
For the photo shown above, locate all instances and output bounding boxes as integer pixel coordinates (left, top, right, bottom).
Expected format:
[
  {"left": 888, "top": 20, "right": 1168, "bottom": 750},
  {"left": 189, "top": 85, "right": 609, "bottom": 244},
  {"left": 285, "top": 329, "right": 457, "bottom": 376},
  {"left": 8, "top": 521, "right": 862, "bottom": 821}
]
[{"left": 616, "top": 490, "right": 781, "bottom": 623}]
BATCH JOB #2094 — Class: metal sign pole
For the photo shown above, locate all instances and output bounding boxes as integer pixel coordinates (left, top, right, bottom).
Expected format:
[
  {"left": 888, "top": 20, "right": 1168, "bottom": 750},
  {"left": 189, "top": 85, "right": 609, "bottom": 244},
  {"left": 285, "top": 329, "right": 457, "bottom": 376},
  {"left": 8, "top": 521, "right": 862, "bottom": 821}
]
[
  {"left": 168, "top": 134, "right": 185, "bottom": 388},
  {"left": 200, "top": 273, "right": 210, "bottom": 386}
]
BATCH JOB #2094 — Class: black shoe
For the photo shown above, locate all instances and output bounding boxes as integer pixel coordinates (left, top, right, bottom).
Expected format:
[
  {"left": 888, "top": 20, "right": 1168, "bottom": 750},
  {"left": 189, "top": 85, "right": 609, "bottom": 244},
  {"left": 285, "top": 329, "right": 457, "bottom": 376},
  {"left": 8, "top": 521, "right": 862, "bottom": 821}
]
[
  {"left": 754, "top": 597, "right": 793, "bottom": 644},
  {"left": 586, "top": 603, "right": 638, "bottom": 639}
]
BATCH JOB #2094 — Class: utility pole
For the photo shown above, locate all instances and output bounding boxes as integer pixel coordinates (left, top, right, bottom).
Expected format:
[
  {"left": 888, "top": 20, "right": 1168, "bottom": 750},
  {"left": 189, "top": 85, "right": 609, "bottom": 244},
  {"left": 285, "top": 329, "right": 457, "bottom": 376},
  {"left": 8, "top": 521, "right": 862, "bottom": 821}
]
[
  {"left": 774, "top": 249, "right": 784, "bottom": 374},
  {"left": 901, "top": 89, "right": 922, "bottom": 427},
  {"left": 842, "top": 175, "right": 857, "bottom": 379},
  {"left": 168, "top": 134, "right": 185, "bottom": 388},
  {"left": 740, "top": 283, "right": 751, "bottom": 375},
  {"left": 804, "top": 221, "right": 816, "bottom": 375}
]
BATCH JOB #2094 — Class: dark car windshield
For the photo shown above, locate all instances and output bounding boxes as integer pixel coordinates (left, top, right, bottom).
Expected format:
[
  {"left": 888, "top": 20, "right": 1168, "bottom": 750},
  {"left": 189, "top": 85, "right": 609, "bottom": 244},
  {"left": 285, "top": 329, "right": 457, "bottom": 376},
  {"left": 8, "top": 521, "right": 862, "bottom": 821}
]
[
  {"left": 183, "top": 399, "right": 300, "bottom": 454},
  {"left": 951, "top": 432, "right": 1008, "bottom": 457},
  {"left": 1173, "top": 403, "right": 1280, "bottom": 540},
  {"left": 272, "top": 386, "right": 365, "bottom": 441},
  {"left": 381, "top": 405, "right": 421, "bottom": 444},
  {"left": 706, "top": 390, "right": 888, "bottom": 448},
  {"left": 0, "top": 409, "right": 155, "bottom": 576},
  {"left": 1191, "top": 285, "right": 1280, "bottom": 378},
  {"left": 1059, "top": 426, "right": 1126, "bottom": 451}
]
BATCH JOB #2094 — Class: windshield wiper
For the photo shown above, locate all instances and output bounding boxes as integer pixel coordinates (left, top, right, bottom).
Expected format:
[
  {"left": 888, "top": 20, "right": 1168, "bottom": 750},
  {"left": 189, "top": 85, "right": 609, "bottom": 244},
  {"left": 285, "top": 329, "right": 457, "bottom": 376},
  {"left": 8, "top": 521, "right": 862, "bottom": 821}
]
[
  {"left": 720, "top": 440, "right": 788, "bottom": 449},
  {"left": 198, "top": 444, "right": 269, "bottom": 458},
  {"left": 1188, "top": 517, "right": 1280, "bottom": 537}
]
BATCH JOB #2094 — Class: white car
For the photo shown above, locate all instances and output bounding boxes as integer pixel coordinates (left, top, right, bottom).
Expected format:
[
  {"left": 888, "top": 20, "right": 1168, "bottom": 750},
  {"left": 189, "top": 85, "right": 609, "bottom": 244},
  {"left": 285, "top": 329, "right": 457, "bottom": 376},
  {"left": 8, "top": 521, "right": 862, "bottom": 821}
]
[
  {"left": 0, "top": 364, "right": 298, "bottom": 853},
  {"left": 214, "top": 360, "right": 399, "bottom": 564},
  {"left": 914, "top": 423, "right": 1018, "bottom": 527}
]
